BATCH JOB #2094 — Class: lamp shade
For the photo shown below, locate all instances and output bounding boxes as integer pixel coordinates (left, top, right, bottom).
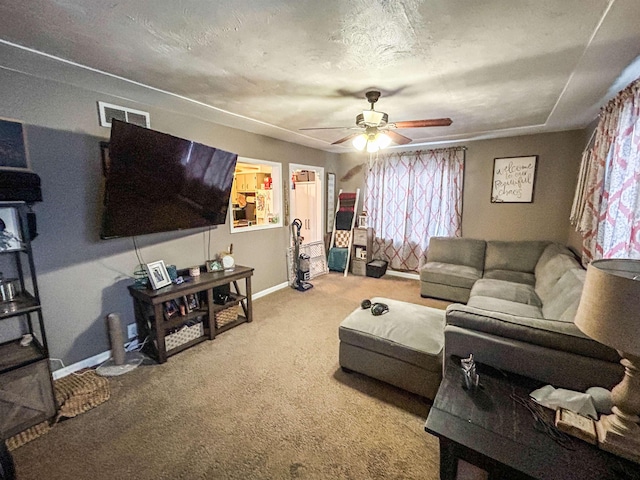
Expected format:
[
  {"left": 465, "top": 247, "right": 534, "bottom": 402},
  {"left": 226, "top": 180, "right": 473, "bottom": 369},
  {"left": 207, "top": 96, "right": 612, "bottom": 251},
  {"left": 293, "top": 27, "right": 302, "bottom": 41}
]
[{"left": 574, "top": 259, "right": 640, "bottom": 356}]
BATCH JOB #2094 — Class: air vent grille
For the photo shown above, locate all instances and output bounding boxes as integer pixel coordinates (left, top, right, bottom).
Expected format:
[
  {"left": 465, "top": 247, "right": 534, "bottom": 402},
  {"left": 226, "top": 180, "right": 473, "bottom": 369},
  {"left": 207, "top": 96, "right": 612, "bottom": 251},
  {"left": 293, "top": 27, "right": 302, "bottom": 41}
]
[{"left": 98, "top": 101, "right": 150, "bottom": 128}]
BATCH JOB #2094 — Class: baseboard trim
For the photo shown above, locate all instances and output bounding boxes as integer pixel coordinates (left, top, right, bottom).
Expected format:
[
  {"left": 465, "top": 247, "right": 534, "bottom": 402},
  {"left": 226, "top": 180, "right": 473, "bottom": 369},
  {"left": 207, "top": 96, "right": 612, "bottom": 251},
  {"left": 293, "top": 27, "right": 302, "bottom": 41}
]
[
  {"left": 253, "top": 281, "right": 289, "bottom": 299},
  {"left": 52, "top": 281, "right": 291, "bottom": 379},
  {"left": 51, "top": 351, "right": 111, "bottom": 380},
  {"left": 386, "top": 269, "right": 419, "bottom": 280}
]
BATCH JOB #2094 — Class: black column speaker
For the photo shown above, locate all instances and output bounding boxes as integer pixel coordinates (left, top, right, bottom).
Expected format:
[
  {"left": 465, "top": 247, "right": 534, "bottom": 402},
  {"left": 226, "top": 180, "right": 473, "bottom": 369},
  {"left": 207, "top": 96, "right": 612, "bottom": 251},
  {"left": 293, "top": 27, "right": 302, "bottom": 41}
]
[{"left": 27, "top": 211, "right": 38, "bottom": 241}]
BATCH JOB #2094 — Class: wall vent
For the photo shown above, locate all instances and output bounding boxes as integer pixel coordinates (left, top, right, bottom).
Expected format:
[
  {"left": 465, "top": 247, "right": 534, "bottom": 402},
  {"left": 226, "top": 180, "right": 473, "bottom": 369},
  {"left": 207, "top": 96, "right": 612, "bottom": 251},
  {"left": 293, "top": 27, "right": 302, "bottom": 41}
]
[{"left": 98, "top": 101, "right": 150, "bottom": 128}]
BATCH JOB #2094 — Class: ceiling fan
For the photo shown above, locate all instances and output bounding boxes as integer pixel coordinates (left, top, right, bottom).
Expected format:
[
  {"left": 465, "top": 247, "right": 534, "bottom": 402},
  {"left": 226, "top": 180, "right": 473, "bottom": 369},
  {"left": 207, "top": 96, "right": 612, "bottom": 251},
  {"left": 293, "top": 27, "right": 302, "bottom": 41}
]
[{"left": 300, "top": 90, "right": 452, "bottom": 152}]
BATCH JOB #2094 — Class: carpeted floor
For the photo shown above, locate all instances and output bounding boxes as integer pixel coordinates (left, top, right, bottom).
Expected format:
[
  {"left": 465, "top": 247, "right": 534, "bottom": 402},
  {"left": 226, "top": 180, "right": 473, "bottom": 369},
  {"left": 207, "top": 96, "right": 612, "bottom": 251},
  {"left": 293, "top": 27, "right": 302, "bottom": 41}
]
[{"left": 12, "top": 273, "right": 450, "bottom": 479}]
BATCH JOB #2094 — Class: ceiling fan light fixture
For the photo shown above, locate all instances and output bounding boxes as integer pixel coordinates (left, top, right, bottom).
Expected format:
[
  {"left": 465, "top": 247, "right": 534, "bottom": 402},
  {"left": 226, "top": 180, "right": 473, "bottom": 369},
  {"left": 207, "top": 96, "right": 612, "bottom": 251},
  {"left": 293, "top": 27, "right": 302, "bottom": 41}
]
[
  {"left": 376, "top": 132, "right": 392, "bottom": 149},
  {"left": 362, "top": 110, "right": 384, "bottom": 126},
  {"left": 353, "top": 131, "right": 392, "bottom": 152},
  {"left": 352, "top": 133, "right": 368, "bottom": 150},
  {"left": 302, "top": 90, "right": 452, "bottom": 148}
]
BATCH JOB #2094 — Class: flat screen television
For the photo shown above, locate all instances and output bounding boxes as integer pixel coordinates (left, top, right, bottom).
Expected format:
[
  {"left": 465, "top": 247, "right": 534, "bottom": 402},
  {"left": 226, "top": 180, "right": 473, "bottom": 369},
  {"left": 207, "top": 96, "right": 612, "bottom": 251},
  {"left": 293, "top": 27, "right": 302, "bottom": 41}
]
[{"left": 101, "top": 120, "right": 238, "bottom": 239}]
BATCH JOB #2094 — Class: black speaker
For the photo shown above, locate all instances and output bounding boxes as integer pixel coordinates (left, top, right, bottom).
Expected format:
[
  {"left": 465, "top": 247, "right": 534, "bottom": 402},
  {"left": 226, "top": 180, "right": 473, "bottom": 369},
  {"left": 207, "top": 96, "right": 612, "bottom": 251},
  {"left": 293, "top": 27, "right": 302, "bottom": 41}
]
[
  {"left": 213, "top": 283, "right": 232, "bottom": 305},
  {"left": 26, "top": 211, "right": 38, "bottom": 241},
  {"left": 213, "top": 283, "right": 231, "bottom": 297}
]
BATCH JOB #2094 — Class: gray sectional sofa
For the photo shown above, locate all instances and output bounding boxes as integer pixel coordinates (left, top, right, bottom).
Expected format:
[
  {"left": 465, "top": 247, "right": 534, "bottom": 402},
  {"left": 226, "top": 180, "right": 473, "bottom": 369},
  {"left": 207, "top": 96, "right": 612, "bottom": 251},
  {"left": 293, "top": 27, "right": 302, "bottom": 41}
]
[{"left": 420, "top": 237, "right": 623, "bottom": 390}]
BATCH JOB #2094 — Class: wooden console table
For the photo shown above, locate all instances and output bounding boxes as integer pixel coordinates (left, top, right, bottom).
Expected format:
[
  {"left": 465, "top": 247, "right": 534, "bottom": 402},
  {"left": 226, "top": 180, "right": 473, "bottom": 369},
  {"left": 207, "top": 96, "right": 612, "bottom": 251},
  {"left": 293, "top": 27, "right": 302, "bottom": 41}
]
[
  {"left": 128, "top": 265, "right": 254, "bottom": 363},
  {"left": 425, "top": 357, "right": 638, "bottom": 480}
]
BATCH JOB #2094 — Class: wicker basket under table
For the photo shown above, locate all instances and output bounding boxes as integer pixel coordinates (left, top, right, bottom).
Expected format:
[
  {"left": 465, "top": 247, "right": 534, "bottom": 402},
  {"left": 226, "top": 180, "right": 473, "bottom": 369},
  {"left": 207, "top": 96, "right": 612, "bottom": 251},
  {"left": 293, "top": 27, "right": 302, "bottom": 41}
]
[
  {"left": 215, "top": 300, "right": 240, "bottom": 329},
  {"left": 165, "top": 321, "right": 205, "bottom": 351}
]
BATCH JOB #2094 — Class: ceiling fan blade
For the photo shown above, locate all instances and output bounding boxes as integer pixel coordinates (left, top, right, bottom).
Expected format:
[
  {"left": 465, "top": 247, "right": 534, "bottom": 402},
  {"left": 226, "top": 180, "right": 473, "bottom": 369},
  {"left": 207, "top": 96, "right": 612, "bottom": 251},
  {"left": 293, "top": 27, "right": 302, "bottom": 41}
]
[
  {"left": 392, "top": 118, "right": 452, "bottom": 128},
  {"left": 332, "top": 133, "right": 361, "bottom": 145},
  {"left": 299, "top": 126, "right": 354, "bottom": 131},
  {"left": 386, "top": 130, "right": 412, "bottom": 145}
]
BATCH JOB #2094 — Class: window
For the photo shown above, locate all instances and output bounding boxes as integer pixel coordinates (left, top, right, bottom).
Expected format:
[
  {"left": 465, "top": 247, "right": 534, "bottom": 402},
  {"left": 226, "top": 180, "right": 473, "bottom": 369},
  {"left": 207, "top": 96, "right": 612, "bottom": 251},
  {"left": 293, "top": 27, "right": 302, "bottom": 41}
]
[
  {"left": 572, "top": 78, "right": 640, "bottom": 262},
  {"left": 365, "top": 148, "right": 465, "bottom": 271},
  {"left": 230, "top": 157, "right": 283, "bottom": 233}
]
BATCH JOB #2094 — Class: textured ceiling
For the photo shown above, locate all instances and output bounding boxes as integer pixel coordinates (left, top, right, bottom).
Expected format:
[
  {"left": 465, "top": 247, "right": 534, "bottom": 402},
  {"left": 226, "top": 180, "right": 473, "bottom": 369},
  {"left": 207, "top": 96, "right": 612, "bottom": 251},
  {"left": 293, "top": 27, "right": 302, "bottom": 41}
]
[{"left": 1, "top": 0, "right": 639, "bottom": 152}]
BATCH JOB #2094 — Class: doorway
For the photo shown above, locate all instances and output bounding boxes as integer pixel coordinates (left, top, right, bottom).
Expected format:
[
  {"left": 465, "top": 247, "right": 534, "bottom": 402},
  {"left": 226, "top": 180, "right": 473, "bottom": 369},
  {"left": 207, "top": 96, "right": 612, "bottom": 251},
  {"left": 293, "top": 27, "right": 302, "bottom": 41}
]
[{"left": 289, "top": 163, "right": 324, "bottom": 244}]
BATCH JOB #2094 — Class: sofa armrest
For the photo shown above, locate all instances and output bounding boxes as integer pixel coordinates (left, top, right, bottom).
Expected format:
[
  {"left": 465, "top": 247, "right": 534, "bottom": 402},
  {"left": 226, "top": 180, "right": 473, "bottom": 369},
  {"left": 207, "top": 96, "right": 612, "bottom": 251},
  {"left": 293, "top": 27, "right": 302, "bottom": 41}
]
[{"left": 445, "top": 303, "right": 619, "bottom": 362}]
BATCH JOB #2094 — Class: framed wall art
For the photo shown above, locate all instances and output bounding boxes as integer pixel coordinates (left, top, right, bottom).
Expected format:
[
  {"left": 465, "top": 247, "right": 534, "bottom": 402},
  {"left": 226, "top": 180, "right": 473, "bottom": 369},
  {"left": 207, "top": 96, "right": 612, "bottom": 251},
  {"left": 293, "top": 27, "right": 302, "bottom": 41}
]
[
  {"left": 0, "top": 118, "right": 30, "bottom": 170},
  {"left": 491, "top": 155, "right": 537, "bottom": 203}
]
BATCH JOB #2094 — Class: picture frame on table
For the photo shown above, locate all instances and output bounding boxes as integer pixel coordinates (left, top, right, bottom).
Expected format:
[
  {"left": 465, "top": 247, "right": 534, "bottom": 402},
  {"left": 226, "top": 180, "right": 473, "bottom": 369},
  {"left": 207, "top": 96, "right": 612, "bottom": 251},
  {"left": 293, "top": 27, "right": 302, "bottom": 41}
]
[
  {"left": 184, "top": 294, "right": 199, "bottom": 313},
  {"left": 0, "top": 207, "right": 23, "bottom": 252},
  {"left": 163, "top": 300, "right": 180, "bottom": 320},
  {"left": 145, "top": 260, "right": 172, "bottom": 290},
  {"left": 206, "top": 258, "right": 223, "bottom": 272}
]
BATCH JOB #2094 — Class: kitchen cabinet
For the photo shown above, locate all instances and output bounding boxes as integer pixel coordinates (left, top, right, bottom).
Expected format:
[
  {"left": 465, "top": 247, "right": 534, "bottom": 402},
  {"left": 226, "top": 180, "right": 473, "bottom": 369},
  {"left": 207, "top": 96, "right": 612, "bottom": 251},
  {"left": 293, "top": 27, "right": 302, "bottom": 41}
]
[
  {"left": 235, "top": 173, "right": 269, "bottom": 192},
  {"left": 292, "top": 181, "right": 320, "bottom": 243}
]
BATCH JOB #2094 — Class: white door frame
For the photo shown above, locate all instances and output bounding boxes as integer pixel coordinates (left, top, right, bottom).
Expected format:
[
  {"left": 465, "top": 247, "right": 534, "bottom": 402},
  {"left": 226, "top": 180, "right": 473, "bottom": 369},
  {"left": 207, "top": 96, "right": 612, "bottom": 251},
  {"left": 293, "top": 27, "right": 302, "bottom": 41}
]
[{"left": 289, "top": 163, "right": 325, "bottom": 241}]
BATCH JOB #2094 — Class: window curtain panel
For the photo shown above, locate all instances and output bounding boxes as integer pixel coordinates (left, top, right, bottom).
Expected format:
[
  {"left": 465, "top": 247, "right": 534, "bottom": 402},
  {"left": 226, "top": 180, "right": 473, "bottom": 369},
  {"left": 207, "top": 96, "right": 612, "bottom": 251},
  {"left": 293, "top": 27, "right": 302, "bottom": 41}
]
[
  {"left": 577, "top": 77, "right": 640, "bottom": 263},
  {"left": 364, "top": 148, "right": 464, "bottom": 272}
]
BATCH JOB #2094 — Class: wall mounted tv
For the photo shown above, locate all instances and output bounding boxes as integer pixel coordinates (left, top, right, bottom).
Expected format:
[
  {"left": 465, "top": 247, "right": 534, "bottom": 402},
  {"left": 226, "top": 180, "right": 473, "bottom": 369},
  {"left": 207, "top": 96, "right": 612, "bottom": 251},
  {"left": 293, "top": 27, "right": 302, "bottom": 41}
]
[{"left": 101, "top": 120, "right": 238, "bottom": 239}]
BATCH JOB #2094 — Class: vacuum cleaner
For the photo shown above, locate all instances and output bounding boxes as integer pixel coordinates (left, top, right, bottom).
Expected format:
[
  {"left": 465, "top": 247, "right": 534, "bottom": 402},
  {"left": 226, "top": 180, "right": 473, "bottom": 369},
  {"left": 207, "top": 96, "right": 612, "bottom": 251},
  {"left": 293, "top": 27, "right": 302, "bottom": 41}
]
[{"left": 290, "top": 218, "right": 313, "bottom": 292}]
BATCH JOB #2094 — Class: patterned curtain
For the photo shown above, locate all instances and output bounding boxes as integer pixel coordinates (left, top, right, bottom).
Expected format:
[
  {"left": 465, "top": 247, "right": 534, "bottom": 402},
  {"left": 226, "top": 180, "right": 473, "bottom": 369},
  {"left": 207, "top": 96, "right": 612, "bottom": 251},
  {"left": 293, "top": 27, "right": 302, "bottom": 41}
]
[
  {"left": 364, "top": 148, "right": 464, "bottom": 272},
  {"left": 577, "top": 77, "right": 640, "bottom": 263}
]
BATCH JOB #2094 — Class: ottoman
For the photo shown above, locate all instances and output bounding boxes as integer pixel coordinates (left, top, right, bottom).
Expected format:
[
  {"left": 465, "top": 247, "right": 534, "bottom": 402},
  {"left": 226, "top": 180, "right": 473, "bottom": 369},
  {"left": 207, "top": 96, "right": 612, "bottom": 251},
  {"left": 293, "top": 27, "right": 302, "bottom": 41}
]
[{"left": 338, "top": 297, "right": 445, "bottom": 399}]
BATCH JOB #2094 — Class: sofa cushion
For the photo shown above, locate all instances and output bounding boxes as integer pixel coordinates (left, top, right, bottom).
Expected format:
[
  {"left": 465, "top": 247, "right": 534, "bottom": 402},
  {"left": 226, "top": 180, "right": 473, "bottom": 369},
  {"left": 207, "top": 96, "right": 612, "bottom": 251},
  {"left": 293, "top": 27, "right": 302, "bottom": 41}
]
[
  {"left": 427, "top": 237, "right": 486, "bottom": 270},
  {"left": 482, "top": 269, "right": 536, "bottom": 285},
  {"left": 467, "top": 296, "right": 544, "bottom": 318},
  {"left": 420, "top": 262, "right": 482, "bottom": 289},
  {"left": 535, "top": 253, "right": 581, "bottom": 303},
  {"left": 484, "top": 241, "right": 548, "bottom": 273},
  {"left": 535, "top": 243, "right": 576, "bottom": 276},
  {"left": 542, "top": 269, "right": 586, "bottom": 321},
  {"left": 445, "top": 304, "right": 620, "bottom": 362},
  {"left": 470, "top": 279, "right": 542, "bottom": 306}
]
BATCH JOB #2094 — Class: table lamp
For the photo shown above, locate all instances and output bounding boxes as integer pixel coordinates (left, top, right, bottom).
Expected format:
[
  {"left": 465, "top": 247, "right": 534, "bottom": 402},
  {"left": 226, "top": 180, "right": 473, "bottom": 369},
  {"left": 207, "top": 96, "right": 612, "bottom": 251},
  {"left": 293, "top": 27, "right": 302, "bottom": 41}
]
[{"left": 574, "top": 259, "right": 640, "bottom": 463}]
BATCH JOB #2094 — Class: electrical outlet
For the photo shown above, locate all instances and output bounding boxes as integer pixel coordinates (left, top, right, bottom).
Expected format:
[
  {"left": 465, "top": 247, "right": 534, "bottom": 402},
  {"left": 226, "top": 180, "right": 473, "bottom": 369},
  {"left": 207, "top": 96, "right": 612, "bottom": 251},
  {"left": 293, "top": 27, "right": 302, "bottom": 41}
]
[{"left": 127, "top": 323, "right": 137, "bottom": 339}]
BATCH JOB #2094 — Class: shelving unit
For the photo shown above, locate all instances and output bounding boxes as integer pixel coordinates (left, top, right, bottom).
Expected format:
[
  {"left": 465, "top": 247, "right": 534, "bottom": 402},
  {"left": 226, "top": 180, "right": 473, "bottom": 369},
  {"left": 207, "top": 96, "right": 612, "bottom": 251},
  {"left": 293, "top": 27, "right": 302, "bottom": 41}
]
[
  {"left": 127, "top": 265, "right": 254, "bottom": 363},
  {"left": 351, "top": 227, "right": 373, "bottom": 276},
  {"left": 0, "top": 202, "right": 56, "bottom": 440}
]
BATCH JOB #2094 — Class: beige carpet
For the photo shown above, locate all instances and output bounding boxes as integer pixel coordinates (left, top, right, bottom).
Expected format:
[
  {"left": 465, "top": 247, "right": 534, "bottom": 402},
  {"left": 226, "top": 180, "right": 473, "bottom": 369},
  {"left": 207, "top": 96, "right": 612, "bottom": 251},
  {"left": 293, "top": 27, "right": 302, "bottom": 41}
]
[{"left": 12, "top": 273, "right": 450, "bottom": 479}]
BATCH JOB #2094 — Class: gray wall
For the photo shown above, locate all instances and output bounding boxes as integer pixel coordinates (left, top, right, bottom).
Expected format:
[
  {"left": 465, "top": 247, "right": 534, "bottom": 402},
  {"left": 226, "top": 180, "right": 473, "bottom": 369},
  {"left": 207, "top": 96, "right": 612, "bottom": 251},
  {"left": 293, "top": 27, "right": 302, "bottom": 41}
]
[
  {"left": 0, "top": 67, "right": 337, "bottom": 365},
  {"left": 460, "top": 131, "right": 584, "bottom": 242},
  {"left": 1, "top": 60, "right": 588, "bottom": 367},
  {"left": 338, "top": 129, "right": 585, "bottom": 245}
]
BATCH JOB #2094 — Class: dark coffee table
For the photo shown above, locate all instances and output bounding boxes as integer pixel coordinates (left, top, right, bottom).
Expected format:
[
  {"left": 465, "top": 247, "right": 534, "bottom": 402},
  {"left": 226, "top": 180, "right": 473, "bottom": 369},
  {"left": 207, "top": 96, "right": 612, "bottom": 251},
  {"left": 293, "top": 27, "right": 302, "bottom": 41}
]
[{"left": 425, "top": 357, "right": 639, "bottom": 480}]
